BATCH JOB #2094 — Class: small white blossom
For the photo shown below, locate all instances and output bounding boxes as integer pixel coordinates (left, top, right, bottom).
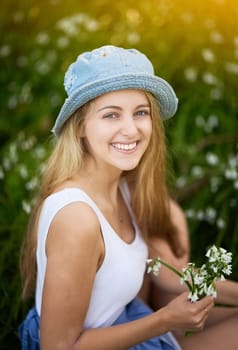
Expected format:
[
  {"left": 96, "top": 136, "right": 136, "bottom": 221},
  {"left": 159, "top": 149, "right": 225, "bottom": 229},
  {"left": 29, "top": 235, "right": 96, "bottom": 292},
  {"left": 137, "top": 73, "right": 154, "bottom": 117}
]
[
  {"left": 18, "top": 164, "right": 28, "bottom": 179},
  {"left": 191, "top": 166, "right": 203, "bottom": 177},
  {"left": 194, "top": 274, "right": 205, "bottom": 286},
  {"left": 222, "top": 265, "right": 232, "bottom": 275},
  {"left": 85, "top": 19, "right": 99, "bottom": 32},
  {"left": 225, "top": 168, "right": 237, "bottom": 180},
  {"left": 25, "top": 177, "right": 38, "bottom": 191},
  {"left": 22, "top": 200, "right": 31, "bottom": 214},
  {"left": 206, "top": 245, "right": 218, "bottom": 258},
  {"left": 176, "top": 176, "right": 187, "bottom": 188},
  {"left": 210, "top": 30, "right": 224, "bottom": 44},
  {"left": 207, "top": 114, "right": 219, "bottom": 129},
  {"left": 206, "top": 284, "right": 217, "bottom": 298},
  {"left": 188, "top": 291, "right": 199, "bottom": 303},
  {"left": 202, "top": 48, "right": 215, "bottom": 63},
  {"left": 205, "top": 207, "right": 217, "bottom": 222},
  {"left": 185, "top": 209, "right": 195, "bottom": 219},
  {"left": 57, "top": 36, "right": 70, "bottom": 49},
  {"left": 127, "top": 32, "right": 140, "bottom": 45},
  {"left": 216, "top": 218, "right": 225, "bottom": 229},
  {"left": 36, "top": 32, "right": 50, "bottom": 45},
  {"left": 0, "top": 45, "right": 11, "bottom": 57},
  {"left": 3, "top": 157, "right": 11, "bottom": 170},
  {"left": 35, "top": 60, "right": 50, "bottom": 75},
  {"left": 202, "top": 72, "right": 219, "bottom": 85},
  {"left": 234, "top": 36, "right": 238, "bottom": 47},
  {"left": 206, "top": 152, "right": 219, "bottom": 166},
  {"left": 184, "top": 67, "right": 198, "bottom": 82},
  {"left": 8, "top": 95, "right": 18, "bottom": 109},
  {"left": 225, "top": 62, "right": 238, "bottom": 75},
  {"left": 147, "top": 259, "right": 161, "bottom": 276}
]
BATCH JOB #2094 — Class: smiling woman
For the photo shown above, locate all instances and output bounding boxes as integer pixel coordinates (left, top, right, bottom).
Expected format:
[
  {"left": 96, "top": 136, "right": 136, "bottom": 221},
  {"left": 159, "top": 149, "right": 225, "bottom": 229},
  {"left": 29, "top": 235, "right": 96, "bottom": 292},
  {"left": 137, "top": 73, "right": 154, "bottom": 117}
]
[{"left": 18, "top": 45, "right": 238, "bottom": 350}]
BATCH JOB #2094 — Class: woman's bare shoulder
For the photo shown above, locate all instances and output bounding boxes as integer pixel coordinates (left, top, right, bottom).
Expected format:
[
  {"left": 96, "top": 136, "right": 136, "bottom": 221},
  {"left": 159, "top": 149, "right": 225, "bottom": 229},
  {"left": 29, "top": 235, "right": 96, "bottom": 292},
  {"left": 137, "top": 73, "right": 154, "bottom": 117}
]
[{"left": 46, "top": 201, "right": 103, "bottom": 259}]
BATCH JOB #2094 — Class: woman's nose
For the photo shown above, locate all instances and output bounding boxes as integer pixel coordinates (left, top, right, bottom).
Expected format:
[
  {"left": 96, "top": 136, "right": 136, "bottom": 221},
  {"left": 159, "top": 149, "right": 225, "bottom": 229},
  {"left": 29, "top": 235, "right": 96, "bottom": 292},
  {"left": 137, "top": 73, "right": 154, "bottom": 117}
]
[{"left": 120, "top": 116, "right": 138, "bottom": 137}]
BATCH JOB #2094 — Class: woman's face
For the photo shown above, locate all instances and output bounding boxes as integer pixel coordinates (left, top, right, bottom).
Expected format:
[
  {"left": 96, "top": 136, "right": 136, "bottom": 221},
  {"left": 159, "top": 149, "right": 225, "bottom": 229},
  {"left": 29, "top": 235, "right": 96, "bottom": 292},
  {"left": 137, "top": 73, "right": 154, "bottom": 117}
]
[{"left": 82, "top": 89, "right": 152, "bottom": 172}]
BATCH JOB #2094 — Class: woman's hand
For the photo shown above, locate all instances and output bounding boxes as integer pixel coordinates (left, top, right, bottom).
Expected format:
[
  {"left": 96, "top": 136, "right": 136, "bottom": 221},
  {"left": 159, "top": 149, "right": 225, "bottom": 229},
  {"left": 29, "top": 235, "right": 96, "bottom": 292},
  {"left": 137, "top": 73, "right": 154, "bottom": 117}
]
[{"left": 162, "top": 292, "right": 214, "bottom": 333}]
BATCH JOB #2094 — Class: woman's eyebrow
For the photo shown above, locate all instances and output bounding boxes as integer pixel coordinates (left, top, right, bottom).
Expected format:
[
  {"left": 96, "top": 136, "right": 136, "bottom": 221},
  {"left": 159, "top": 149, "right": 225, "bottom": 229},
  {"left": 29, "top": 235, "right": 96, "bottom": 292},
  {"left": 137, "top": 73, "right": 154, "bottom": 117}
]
[
  {"left": 97, "top": 104, "right": 150, "bottom": 112},
  {"left": 135, "top": 104, "right": 150, "bottom": 109},
  {"left": 97, "top": 105, "right": 122, "bottom": 112}
]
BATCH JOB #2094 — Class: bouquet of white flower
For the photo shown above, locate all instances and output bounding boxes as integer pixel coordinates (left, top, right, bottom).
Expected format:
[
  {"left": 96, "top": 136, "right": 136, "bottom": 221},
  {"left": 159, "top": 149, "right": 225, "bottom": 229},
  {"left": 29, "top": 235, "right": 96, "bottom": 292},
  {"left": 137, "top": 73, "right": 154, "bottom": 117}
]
[{"left": 147, "top": 245, "right": 232, "bottom": 303}]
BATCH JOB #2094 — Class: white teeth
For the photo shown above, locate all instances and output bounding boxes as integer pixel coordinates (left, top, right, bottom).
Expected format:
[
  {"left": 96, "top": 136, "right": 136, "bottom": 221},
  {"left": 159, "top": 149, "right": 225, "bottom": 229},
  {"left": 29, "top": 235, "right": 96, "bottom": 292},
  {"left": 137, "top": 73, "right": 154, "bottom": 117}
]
[{"left": 112, "top": 142, "right": 137, "bottom": 150}]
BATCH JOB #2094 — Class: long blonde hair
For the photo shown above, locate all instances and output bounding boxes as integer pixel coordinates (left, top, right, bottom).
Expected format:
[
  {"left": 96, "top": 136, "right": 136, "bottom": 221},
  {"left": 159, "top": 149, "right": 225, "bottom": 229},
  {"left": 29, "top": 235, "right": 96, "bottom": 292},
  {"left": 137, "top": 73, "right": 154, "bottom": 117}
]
[
  {"left": 20, "top": 104, "right": 88, "bottom": 300},
  {"left": 125, "top": 93, "right": 182, "bottom": 260},
  {"left": 125, "top": 93, "right": 175, "bottom": 243},
  {"left": 20, "top": 92, "right": 178, "bottom": 300}
]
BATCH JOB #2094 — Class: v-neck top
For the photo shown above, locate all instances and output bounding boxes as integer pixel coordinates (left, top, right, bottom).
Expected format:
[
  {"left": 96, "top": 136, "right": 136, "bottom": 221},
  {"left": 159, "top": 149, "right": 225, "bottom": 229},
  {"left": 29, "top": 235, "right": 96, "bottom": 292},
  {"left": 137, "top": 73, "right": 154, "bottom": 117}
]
[{"left": 35, "top": 179, "right": 148, "bottom": 328}]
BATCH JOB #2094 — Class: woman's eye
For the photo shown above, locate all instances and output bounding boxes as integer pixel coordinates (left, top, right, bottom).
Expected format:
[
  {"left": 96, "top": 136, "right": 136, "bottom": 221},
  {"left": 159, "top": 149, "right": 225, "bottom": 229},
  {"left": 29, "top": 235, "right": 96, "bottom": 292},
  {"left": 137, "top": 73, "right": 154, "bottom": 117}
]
[
  {"left": 135, "top": 110, "right": 150, "bottom": 117},
  {"left": 103, "top": 112, "right": 118, "bottom": 119}
]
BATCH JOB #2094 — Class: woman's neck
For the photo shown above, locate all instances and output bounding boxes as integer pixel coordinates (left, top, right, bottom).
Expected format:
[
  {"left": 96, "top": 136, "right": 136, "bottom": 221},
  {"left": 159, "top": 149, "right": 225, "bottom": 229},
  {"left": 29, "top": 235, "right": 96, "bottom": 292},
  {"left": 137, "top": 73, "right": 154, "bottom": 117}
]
[{"left": 75, "top": 157, "right": 123, "bottom": 203}]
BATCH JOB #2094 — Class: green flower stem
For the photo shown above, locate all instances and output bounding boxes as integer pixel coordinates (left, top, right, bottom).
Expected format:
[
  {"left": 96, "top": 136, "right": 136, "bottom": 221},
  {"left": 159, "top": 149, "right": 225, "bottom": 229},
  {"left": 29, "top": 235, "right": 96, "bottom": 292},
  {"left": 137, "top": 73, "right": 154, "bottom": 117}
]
[
  {"left": 157, "top": 259, "right": 193, "bottom": 292},
  {"left": 188, "top": 269, "right": 195, "bottom": 292}
]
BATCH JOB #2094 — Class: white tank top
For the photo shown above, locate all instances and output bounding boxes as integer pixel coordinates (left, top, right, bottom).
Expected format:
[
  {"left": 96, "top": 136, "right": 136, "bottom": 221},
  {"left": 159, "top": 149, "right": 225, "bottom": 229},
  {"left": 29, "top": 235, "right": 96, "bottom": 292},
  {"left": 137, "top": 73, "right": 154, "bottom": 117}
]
[{"left": 35, "top": 179, "right": 148, "bottom": 328}]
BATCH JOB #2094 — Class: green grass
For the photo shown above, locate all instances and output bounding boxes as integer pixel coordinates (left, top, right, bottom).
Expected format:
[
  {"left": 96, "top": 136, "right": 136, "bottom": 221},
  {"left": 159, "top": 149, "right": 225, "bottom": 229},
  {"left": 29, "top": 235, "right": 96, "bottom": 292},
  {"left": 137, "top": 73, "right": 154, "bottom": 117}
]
[{"left": 1, "top": 0, "right": 238, "bottom": 347}]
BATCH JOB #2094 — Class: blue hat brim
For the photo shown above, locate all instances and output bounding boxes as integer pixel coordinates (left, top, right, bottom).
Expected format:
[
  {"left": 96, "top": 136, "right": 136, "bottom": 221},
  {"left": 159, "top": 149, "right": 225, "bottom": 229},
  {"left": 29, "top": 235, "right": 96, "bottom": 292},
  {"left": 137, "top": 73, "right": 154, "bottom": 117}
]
[{"left": 52, "top": 73, "right": 178, "bottom": 136}]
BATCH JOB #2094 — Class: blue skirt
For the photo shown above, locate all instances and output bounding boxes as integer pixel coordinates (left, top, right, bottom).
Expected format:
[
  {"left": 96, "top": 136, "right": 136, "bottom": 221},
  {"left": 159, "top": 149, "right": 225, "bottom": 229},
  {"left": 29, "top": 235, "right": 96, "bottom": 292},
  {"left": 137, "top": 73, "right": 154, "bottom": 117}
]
[{"left": 18, "top": 298, "right": 181, "bottom": 350}]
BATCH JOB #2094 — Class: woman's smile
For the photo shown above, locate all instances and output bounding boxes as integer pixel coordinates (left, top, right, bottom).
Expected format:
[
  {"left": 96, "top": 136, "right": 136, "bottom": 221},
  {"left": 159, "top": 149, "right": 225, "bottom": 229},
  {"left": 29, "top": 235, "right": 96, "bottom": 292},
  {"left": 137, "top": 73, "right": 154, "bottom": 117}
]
[{"left": 111, "top": 141, "right": 138, "bottom": 151}]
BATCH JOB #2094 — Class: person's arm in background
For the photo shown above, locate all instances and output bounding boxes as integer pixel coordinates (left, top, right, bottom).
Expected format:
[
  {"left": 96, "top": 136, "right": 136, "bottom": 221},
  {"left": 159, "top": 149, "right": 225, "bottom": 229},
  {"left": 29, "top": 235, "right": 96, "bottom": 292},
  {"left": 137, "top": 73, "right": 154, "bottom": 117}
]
[
  {"left": 139, "top": 199, "right": 190, "bottom": 308},
  {"left": 139, "top": 199, "right": 238, "bottom": 311}
]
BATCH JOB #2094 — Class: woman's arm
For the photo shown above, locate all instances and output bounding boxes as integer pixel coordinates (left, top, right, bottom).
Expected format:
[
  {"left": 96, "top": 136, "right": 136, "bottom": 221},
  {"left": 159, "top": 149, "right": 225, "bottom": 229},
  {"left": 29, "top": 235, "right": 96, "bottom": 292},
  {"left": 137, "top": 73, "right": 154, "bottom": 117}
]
[
  {"left": 148, "top": 199, "right": 190, "bottom": 294},
  {"left": 76, "top": 293, "right": 214, "bottom": 350},
  {"left": 144, "top": 199, "right": 238, "bottom": 308},
  {"left": 215, "top": 280, "right": 238, "bottom": 307},
  {"left": 40, "top": 202, "right": 104, "bottom": 349}
]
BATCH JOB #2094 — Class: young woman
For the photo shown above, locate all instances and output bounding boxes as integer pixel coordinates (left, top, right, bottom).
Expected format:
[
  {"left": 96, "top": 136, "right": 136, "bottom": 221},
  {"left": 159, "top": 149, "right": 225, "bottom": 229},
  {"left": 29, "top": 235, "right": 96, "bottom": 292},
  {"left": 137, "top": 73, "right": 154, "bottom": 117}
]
[{"left": 19, "top": 45, "right": 237, "bottom": 349}]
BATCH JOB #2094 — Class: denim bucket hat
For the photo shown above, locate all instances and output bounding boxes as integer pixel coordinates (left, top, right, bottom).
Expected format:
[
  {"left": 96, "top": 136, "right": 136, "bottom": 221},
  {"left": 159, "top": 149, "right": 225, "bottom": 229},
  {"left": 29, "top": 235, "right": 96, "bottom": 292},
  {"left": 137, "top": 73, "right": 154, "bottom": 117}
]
[{"left": 52, "top": 45, "right": 178, "bottom": 136}]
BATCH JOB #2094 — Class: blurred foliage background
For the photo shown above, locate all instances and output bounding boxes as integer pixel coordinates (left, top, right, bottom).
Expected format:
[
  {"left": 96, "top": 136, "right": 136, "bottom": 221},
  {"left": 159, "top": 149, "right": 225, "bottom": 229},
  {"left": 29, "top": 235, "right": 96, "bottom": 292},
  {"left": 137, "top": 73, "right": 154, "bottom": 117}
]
[{"left": 1, "top": 0, "right": 238, "bottom": 348}]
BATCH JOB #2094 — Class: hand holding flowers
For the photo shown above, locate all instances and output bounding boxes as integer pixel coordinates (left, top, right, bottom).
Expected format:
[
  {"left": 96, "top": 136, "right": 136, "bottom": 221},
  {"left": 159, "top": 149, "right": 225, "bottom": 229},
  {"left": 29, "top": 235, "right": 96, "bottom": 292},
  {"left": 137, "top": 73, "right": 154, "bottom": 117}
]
[{"left": 147, "top": 245, "right": 232, "bottom": 303}]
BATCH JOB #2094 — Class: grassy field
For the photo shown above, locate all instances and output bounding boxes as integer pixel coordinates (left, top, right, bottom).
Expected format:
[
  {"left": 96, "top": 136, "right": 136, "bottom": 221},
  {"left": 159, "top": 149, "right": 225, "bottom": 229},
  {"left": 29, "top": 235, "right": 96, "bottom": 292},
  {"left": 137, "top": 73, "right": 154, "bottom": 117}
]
[{"left": 1, "top": 0, "right": 238, "bottom": 348}]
